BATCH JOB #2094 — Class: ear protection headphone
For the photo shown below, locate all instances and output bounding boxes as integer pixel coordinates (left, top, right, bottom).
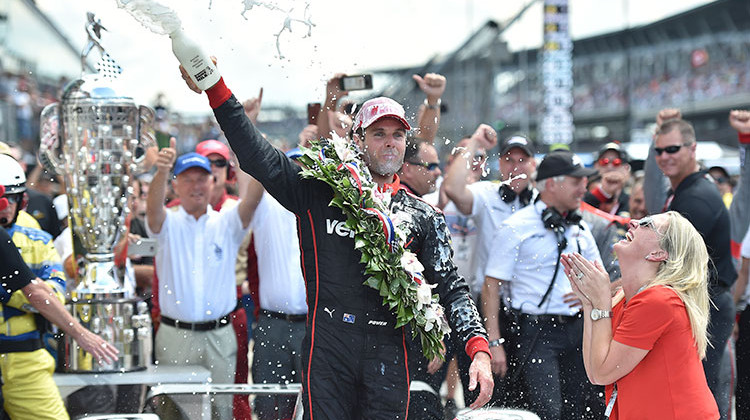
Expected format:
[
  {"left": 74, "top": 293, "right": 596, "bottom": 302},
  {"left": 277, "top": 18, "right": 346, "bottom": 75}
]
[
  {"left": 541, "top": 207, "right": 582, "bottom": 251},
  {"left": 500, "top": 184, "right": 533, "bottom": 207}
]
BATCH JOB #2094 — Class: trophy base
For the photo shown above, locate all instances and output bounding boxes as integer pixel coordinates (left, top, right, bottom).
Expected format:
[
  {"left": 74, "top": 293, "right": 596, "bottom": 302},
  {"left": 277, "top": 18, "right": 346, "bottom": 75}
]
[{"left": 57, "top": 296, "right": 152, "bottom": 373}]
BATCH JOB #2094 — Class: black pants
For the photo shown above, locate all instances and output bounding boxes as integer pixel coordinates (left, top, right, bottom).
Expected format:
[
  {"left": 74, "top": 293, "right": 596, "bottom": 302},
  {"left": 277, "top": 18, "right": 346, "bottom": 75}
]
[
  {"left": 301, "top": 318, "right": 408, "bottom": 419},
  {"left": 507, "top": 313, "right": 603, "bottom": 420},
  {"left": 703, "top": 289, "right": 734, "bottom": 420}
]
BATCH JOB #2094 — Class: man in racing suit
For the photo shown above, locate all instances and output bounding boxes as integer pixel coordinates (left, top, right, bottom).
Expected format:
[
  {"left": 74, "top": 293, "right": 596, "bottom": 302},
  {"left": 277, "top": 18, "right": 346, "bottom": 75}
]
[{"left": 180, "top": 71, "right": 493, "bottom": 419}]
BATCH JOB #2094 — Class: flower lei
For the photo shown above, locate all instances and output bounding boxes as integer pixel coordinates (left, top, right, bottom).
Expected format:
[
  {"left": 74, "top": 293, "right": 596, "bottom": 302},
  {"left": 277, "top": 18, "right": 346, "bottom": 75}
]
[{"left": 297, "top": 135, "right": 451, "bottom": 360}]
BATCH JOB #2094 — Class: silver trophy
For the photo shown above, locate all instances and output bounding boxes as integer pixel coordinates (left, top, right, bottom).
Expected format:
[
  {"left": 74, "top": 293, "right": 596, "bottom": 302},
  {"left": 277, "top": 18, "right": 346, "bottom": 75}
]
[{"left": 39, "top": 13, "right": 154, "bottom": 372}]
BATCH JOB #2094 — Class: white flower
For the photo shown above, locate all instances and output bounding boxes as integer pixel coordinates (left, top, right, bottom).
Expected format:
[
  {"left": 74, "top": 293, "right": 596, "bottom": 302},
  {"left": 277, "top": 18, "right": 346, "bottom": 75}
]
[
  {"left": 401, "top": 251, "right": 425, "bottom": 274},
  {"left": 331, "top": 134, "right": 356, "bottom": 162},
  {"left": 424, "top": 306, "right": 438, "bottom": 332},
  {"left": 416, "top": 281, "right": 436, "bottom": 310}
]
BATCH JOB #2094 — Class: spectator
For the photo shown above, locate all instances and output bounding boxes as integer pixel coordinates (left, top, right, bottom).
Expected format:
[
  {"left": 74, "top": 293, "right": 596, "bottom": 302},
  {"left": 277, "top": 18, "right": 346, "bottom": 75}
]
[
  {"left": 249, "top": 148, "right": 307, "bottom": 420},
  {"left": 443, "top": 129, "right": 537, "bottom": 407},
  {"left": 708, "top": 165, "right": 733, "bottom": 208},
  {"left": 654, "top": 111, "right": 736, "bottom": 416},
  {"left": 584, "top": 142, "right": 630, "bottom": 216},
  {"left": 562, "top": 212, "right": 719, "bottom": 420},
  {"left": 146, "top": 142, "right": 259, "bottom": 420},
  {"left": 398, "top": 138, "right": 442, "bottom": 196},
  {"left": 626, "top": 175, "right": 647, "bottom": 220},
  {"left": 484, "top": 150, "right": 604, "bottom": 419},
  {"left": 152, "top": 137, "right": 255, "bottom": 419}
]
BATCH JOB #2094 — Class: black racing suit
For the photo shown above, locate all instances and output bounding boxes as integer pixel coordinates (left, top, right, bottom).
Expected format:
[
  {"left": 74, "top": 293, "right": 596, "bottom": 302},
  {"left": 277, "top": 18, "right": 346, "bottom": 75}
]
[{"left": 211, "top": 90, "right": 488, "bottom": 419}]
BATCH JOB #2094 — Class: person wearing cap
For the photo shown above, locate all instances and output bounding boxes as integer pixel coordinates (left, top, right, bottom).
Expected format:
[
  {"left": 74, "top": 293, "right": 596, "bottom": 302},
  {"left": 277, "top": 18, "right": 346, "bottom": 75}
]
[
  {"left": 155, "top": 137, "right": 254, "bottom": 419},
  {"left": 484, "top": 150, "right": 604, "bottom": 419},
  {"left": 180, "top": 68, "right": 492, "bottom": 418},
  {"left": 652, "top": 110, "right": 736, "bottom": 417},
  {"left": 443, "top": 125, "right": 537, "bottom": 406},
  {"left": 584, "top": 142, "right": 631, "bottom": 216},
  {"left": 146, "top": 139, "right": 262, "bottom": 420}
]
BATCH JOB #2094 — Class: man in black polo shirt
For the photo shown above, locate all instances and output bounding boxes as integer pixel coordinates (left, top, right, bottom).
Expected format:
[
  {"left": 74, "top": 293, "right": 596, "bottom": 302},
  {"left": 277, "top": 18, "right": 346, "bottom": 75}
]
[{"left": 654, "top": 116, "right": 735, "bottom": 413}]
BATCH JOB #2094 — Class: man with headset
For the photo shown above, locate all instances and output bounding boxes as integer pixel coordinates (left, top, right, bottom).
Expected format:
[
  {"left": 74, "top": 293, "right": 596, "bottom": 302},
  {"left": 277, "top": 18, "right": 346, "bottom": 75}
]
[{"left": 483, "top": 150, "right": 604, "bottom": 419}]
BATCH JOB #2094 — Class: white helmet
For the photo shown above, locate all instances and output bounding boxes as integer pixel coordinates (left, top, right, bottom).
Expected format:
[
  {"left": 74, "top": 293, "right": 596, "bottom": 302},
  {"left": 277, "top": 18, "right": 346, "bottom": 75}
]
[{"left": 0, "top": 154, "right": 26, "bottom": 194}]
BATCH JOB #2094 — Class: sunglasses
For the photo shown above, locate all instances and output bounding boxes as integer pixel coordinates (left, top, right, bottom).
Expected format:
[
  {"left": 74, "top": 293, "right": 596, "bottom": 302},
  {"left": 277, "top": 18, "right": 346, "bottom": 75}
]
[
  {"left": 598, "top": 157, "right": 623, "bottom": 167},
  {"left": 653, "top": 143, "right": 689, "bottom": 155},
  {"left": 407, "top": 161, "right": 440, "bottom": 171},
  {"left": 3, "top": 194, "right": 23, "bottom": 204},
  {"left": 635, "top": 217, "right": 662, "bottom": 234},
  {"left": 209, "top": 159, "right": 228, "bottom": 168}
]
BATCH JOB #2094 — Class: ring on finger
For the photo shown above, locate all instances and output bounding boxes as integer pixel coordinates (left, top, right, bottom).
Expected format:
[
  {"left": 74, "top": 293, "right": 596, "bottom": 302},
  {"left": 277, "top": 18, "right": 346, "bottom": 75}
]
[{"left": 576, "top": 272, "right": 584, "bottom": 280}]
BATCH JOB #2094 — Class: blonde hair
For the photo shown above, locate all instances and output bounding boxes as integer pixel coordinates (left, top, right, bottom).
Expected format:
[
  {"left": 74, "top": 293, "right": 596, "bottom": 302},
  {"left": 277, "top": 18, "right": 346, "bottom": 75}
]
[{"left": 647, "top": 211, "right": 710, "bottom": 358}]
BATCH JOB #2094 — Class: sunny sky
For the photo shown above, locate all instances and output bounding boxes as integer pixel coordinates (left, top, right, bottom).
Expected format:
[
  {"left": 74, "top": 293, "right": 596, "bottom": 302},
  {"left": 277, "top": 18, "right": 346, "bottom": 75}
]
[{"left": 34, "top": 0, "right": 714, "bottom": 115}]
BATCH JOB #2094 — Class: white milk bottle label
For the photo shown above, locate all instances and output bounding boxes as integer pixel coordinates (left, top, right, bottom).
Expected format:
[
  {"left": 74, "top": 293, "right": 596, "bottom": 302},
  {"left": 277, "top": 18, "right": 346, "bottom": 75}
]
[{"left": 170, "top": 28, "right": 221, "bottom": 91}]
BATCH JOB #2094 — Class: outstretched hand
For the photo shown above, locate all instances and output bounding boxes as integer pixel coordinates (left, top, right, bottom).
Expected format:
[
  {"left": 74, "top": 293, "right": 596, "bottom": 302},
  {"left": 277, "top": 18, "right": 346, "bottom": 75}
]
[{"left": 75, "top": 328, "right": 119, "bottom": 365}]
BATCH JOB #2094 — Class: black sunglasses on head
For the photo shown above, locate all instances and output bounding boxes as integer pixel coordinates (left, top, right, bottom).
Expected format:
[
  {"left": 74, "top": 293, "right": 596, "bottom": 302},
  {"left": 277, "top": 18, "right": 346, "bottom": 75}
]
[
  {"left": 653, "top": 143, "right": 689, "bottom": 155},
  {"left": 209, "top": 159, "right": 228, "bottom": 168}
]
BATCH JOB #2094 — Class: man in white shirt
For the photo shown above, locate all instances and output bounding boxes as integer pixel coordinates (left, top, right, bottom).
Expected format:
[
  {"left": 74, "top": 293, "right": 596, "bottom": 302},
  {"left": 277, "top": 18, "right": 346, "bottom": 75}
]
[
  {"left": 443, "top": 126, "right": 537, "bottom": 406},
  {"left": 146, "top": 140, "right": 260, "bottom": 420},
  {"left": 249, "top": 148, "right": 308, "bottom": 420},
  {"left": 483, "top": 150, "right": 604, "bottom": 419}
]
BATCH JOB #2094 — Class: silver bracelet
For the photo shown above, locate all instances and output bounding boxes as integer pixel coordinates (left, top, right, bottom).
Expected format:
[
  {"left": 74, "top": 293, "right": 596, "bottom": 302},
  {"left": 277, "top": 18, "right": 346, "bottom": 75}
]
[{"left": 423, "top": 98, "right": 441, "bottom": 110}]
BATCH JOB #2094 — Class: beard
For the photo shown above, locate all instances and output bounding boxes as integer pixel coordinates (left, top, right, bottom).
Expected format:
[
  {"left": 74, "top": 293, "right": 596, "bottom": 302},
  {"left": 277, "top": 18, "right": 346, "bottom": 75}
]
[{"left": 362, "top": 149, "right": 403, "bottom": 178}]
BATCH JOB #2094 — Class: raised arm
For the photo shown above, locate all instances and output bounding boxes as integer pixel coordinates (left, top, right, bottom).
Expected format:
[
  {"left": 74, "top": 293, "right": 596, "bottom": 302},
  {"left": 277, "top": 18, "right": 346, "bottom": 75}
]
[
  {"left": 146, "top": 137, "right": 176, "bottom": 234},
  {"left": 317, "top": 74, "right": 348, "bottom": 140},
  {"left": 236, "top": 167, "right": 265, "bottom": 229},
  {"left": 729, "top": 110, "right": 750, "bottom": 258},
  {"left": 413, "top": 73, "right": 446, "bottom": 144},
  {"left": 443, "top": 124, "right": 497, "bottom": 216}
]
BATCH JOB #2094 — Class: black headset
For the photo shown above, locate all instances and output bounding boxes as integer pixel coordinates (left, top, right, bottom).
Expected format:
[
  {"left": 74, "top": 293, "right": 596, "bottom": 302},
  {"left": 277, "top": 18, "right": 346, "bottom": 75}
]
[
  {"left": 540, "top": 206, "right": 582, "bottom": 251},
  {"left": 499, "top": 184, "right": 533, "bottom": 207}
]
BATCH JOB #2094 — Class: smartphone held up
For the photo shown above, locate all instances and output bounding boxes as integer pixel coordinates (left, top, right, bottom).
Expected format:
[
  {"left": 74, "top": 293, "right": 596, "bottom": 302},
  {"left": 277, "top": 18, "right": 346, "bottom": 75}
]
[{"left": 339, "top": 75, "right": 373, "bottom": 91}]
